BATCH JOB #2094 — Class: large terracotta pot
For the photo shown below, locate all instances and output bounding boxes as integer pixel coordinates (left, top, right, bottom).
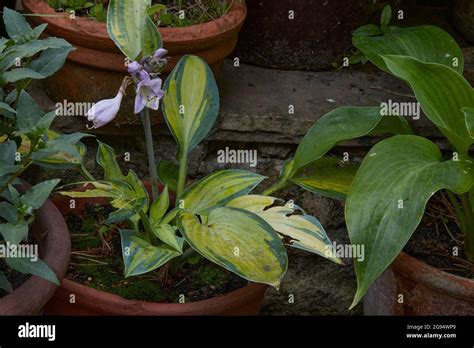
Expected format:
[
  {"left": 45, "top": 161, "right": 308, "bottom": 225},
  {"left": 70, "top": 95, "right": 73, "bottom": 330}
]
[
  {"left": 364, "top": 251, "right": 474, "bottom": 315},
  {"left": 21, "top": 0, "right": 247, "bottom": 129},
  {"left": 45, "top": 183, "right": 268, "bottom": 316},
  {"left": 233, "top": 0, "right": 397, "bottom": 71},
  {"left": 0, "top": 183, "right": 71, "bottom": 315}
]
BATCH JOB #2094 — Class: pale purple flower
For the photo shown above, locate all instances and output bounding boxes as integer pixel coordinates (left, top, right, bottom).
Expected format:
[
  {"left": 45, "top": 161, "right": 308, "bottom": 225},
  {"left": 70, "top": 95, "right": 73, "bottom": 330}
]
[
  {"left": 86, "top": 78, "right": 130, "bottom": 129},
  {"left": 128, "top": 61, "right": 149, "bottom": 81},
  {"left": 152, "top": 48, "right": 168, "bottom": 59},
  {"left": 134, "top": 75, "right": 164, "bottom": 114}
]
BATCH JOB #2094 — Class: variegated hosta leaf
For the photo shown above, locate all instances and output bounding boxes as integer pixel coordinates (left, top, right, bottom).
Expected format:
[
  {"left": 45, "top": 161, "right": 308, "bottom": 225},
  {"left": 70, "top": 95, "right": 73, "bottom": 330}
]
[
  {"left": 60, "top": 180, "right": 147, "bottom": 224},
  {"left": 291, "top": 157, "right": 359, "bottom": 200},
  {"left": 227, "top": 195, "right": 342, "bottom": 264},
  {"left": 107, "top": 0, "right": 161, "bottom": 60},
  {"left": 150, "top": 223, "right": 184, "bottom": 253},
  {"left": 162, "top": 55, "right": 219, "bottom": 159},
  {"left": 382, "top": 55, "right": 474, "bottom": 155},
  {"left": 346, "top": 135, "right": 474, "bottom": 308},
  {"left": 180, "top": 170, "right": 266, "bottom": 215},
  {"left": 120, "top": 230, "right": 181, "bottom": 277},
  {"left": 353, "top": 25, "right": 464, "bottom": 74},
  {"left": 177, "top": 207, "right": 288, "bottom": 288}
]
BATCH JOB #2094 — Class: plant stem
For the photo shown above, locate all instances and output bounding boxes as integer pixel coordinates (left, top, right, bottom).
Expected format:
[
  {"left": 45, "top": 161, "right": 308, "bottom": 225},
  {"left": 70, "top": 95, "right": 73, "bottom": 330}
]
[
  {"left": 459, "top": 192, "right": 474, "bottom": 261},
  {"left": 139, "top": 210, "right": 159, "bottom": 246},
  {"left": 140, "top": 108, "right": 159, "bottom": 202},
  {"left": 78, "top": 164, "right": 95, "bottom": 182},
  {"left": 261, "top": 179, "right": 288, "bottom": 197},
  {"left": 176, "top": 152, "right": 188, "bottom": 201}
]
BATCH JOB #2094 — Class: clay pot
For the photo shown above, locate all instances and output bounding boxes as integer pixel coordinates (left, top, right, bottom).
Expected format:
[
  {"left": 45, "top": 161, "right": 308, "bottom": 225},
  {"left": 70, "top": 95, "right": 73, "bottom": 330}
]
[
  {"left": 45, "top": 183, "right": 268, "bottom": 315},
  {"left": 452, "top": 0, "right": 474, "bottom": 44},
  {"left": 233, "top": 0, "right": 398, "bottom": 71},
  {"left": 21, "top": 0, "right": 247, "bottom": 129},
  {"left": 364, "top": 251, "right": 474, "bottom": 315},
  {"left": 0, "top": 183, "right": 71, "bottom": 315}
]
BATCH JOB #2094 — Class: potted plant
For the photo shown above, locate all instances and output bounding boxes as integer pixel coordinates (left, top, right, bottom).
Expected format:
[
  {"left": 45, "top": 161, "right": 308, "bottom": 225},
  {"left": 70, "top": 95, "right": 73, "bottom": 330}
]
[
  {"left": 43, "top": 4, "right": 343, "bottom": 316},
  {"left": 21, "top": 0, "right": 247, "bottom": 130},
  {"left": 0, "top": 8, "right": 90, "bottom": 314},
  {"left": 264, "top": 6, "right": 474, "bottom": 315}
]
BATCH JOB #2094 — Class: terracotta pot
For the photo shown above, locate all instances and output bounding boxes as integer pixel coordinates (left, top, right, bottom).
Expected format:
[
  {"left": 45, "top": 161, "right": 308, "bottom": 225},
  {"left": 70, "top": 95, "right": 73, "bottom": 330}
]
[
  {"left": 233, "top": 0, "right": 398, "bottom": 71},
  {"left": 452, "top": 0, "right": 474, "bottom": 44},
  {"left": 21, "top": 0, "right": 247, "bottom": 129},
  {"left": 0, "top": 183, "right": 71, "bottom": 315},
  {"left": 364, "top": 251, "right": 474, "bottom": 315},
  {"left": 45, "top": 183, "right": 268, "bottom": 315}
]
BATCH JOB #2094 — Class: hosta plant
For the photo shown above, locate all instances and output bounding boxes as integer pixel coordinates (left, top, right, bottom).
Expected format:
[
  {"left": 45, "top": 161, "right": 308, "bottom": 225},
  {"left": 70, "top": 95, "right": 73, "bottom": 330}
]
[
  {"left": 268, "top": 6, "right": 474, "bottom": 308},
  {"left": 60, "top": 0, "right": 342, "bottom": 290},
  {"left": 0, "top": 8, "right": 89, "bottom": 292}
]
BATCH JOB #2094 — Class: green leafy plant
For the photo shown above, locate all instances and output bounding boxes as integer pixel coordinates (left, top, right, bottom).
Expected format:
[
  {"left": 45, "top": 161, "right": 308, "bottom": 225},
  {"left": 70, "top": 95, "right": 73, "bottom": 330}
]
[
  {"left": 60, "top": 0, "right": 342, "bottom": 290},
  {"left": 269, "top": 5, "right": 474, "bottom": 308},
  {"left": 0, "top": 8, "right": 89, "bottom": 292}
]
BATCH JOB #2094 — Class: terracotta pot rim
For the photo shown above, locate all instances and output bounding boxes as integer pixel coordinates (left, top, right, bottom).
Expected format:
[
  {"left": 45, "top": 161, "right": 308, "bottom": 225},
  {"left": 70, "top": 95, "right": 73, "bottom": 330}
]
[
  {"left": 392, "top": 251, "right": 474, "bottom": 301},
  {"left": 50, "top": 183, "right": 268, "bottom": 314},
  {"left": 58, "top": 277, "right": 267, "bottom": 313},
  {"left": 21, "top": 0, "right": 247, "bottom": 46},
  {"left": 0, "top": 183, "right": 71, "bottom": 315}
]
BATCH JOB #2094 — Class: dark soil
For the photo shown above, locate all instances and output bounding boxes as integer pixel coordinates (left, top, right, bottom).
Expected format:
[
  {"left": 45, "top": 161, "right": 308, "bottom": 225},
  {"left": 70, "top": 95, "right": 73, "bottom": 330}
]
[
  {"left": 65, "top": 203, "right": 247, "bottom": 303},
  {"left": 404, "top": 193, "right": 474, "bottom": 279}
]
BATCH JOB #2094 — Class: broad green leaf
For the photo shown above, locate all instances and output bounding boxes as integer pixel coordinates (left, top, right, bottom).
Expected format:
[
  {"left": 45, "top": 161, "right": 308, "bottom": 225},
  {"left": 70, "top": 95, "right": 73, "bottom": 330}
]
[
  {"left": 177, "top": 207, "right": 288, "bottom": 288},
  {"left": 462, "top": 107, "right": 474, "bottom": 139},
  {"left": 0, "top": 221, "right": 28, "bottom": 244},
  {"left": 29, "top": 46, "right": 75, "bottom": 77},
  {"left": 16, "top": 91, "right": 43, "bottom": 129},
  {"left": 3, "top": 8, "right": 32, "bottom": 40},
  {"left": 5, "top": 257, "right": 59, "bottom": 286},
  {"left": 292, "top": 106, "right": 407, "bottom": 175},
  {"left": 180, "top": 170, "right": 266, "bottom": 215},
  {"left": 0, "top": 271, "right": 12, "bottom": 293},
  {"left": 162, "top": 55, "right": 219, "bottom": 159},
  {"left": 0, "top": 102, "right": 16, "bottom": 118},
  {"left": 107, "top": 0, "right": 161, "bottom": 60},
  {"left": 150, "top": 223, "right": 184, "bottom": 253},
  {"left": 346, "top": 135, "right": 474, "bottom": 308},
  {"left": 157, "top": 160, "right": 179, "bottom": 192},
  {"left": 21, "top": 179, "right": 60, "bottom": 210},
  {"left": 150, "top": 185, "right": 169, "bottom": 224},
  {"left": 120, "top": 230, "right": 180, "bottom": 277},
  {"left": 353, "top": 26, "right": 464, "bottom": 74},
  {"left": 291, "top": 157, "right": 359, "bottom": 200},
  {"left": 227, "top": 195, "right": 342, "bottom": 264},
  {"left": 383, "top": 55, "right": 474, "bottom": 155},
  {"left": 0, "top": 141, "right": 17, "bottom": 164}
]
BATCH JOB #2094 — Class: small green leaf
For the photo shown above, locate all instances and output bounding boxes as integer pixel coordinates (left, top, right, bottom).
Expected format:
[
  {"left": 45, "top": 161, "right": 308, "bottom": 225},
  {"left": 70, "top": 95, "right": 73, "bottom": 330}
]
[
  {"left": 151, "top": 223, "right": 184, "bottom": 253},
  {"left": 21, "top": 179, "right": 60, "bottom": 210},
  {"left": 3, "top": 8, "right": 32, "bottom": 39},
  {"left": 291, "top": 157, "right": 359, "bottom": 200},
  {"left": 0, "top": 202, "right": 18, "bottom": 223},
  {"left": 29, "top": 46, "right": 75, "bottom": 77},
  {"left": 150, "top": 185, "right": 169, "bottom": 224},
  {"left": 120, "top": 229, "right": 180, "bottom": 277},
  {"left": 3, "top": 68, "right": 45, "bottom": 83},
  {"left": 380, "top": 5, "right": 392, "bottom": 31},
  {"left": 180, "top": 170, "right": 266, "bottom": 215},
  {"left": 96, "top": 141, "right": 125, "bottom": 180},
  {"left": 178, "top": 207, "right": 288, "bottom": 288},
  {"left": 0, "top": 221, "right": 28, "bottom": 244},
  {"left": 6, "top": 257, "right": 59, "bottom": 286},
  {"left": 157, "top": 160, "right": 179, "bottom": 192},
  {"left": 16, "top": 91, "right": 43, "bottom": 129}
]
